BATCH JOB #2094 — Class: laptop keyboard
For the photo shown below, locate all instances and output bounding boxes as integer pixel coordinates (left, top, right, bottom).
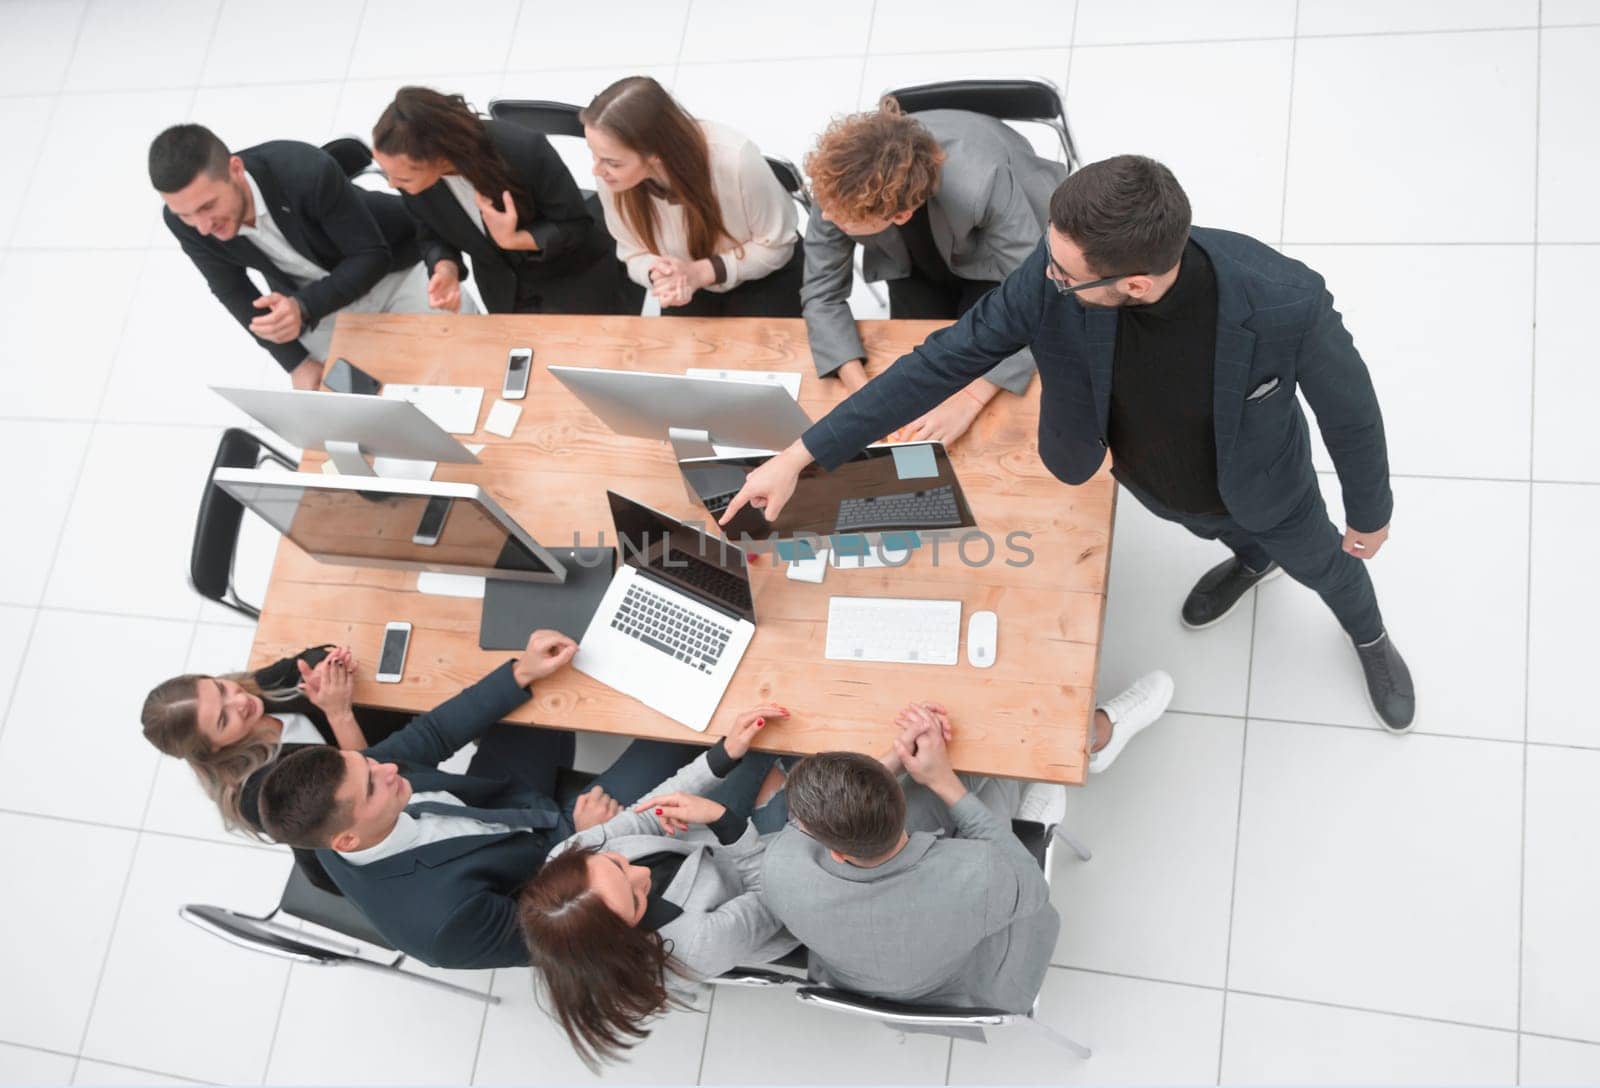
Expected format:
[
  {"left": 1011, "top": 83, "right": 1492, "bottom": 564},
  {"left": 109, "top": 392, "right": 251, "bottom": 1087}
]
[
  {"left": 656, "top": 546, "right": 754, "bottom": 614},
  {"left": 835, "top": 486, "right": 962, "bottom": 531},
  {"left": 612, "top": 582, "right": 733, "bottom": 674}
]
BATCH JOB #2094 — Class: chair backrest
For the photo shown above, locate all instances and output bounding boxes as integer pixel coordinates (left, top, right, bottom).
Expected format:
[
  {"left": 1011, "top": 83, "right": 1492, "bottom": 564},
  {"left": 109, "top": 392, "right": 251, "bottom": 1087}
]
[
  {"left": 321, "top": 137, "right": 374, "bottom": 179},
  {"left": 277, "top": 860, "right": 395, "bottom": 951},
  {"left": 883, "top": 78, "right": 1079, "bottom": 167},
  {"left": 179, "top": 904, "right": 362, "bottom": 967},
  {"left": 796, "top": 986, "right": 1014, "bottom": 1027},
  {"left": 488, "top": 98, "right": 585, "bottom": 139},
  {"left": 766, "top": 154, "right": 812, "bottom": 218},
  {"left": 189, "top": 427, "right": 294, "bottom": 616}
]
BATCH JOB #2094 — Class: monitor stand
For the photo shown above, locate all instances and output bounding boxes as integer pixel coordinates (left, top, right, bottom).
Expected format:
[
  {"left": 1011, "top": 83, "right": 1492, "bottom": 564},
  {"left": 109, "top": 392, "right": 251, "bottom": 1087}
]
[
  {"left": 324, "top": 440, "right": 437, "bottom": 481},
  {"left": 478, "top": 546, "right": 618, "bottom": 650}
]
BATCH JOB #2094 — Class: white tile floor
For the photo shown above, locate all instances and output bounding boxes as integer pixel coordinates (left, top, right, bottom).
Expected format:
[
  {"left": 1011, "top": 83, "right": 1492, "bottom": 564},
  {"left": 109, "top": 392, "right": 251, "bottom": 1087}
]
[{"left": 0, "top": 1, "right": 1595, "bottom": 1084}]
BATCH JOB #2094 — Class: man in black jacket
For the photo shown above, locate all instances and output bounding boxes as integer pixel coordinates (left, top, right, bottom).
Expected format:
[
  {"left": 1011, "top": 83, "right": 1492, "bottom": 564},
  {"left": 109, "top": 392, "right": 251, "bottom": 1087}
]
[
  {"left": 150, "top": 123, "right": 443, "bottom": 390},
  {"left": 722, "top": 155, "right": 1416, "bottom": 733}
]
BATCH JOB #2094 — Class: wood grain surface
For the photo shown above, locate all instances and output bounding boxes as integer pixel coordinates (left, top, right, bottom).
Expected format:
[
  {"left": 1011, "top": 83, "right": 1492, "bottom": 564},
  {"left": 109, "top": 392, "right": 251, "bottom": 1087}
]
[{"left": 248, "top": 312, "right": 1115, "bottom": 784}]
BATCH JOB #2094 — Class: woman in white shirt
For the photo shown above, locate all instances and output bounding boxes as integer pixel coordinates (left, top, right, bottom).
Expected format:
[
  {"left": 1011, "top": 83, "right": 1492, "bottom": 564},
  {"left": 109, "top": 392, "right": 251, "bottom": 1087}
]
[{"left": 581, "top": 76, "right": 802, "bottom": 317}]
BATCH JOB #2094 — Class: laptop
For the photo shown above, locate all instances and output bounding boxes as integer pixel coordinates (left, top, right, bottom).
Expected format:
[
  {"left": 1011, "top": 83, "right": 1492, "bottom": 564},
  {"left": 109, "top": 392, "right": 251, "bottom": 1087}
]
[{"left": 573, "top": 492, "right": 758, "bottom": 732}]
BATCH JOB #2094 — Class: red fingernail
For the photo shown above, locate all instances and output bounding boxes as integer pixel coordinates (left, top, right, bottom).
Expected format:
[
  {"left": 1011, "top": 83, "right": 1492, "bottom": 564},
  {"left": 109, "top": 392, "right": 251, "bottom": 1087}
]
[
  {"left": 655, "top": 808, "right": 663, "bottom": 815},
  {"left": 756, "top": 717, "right": 765, "bottom": 727}
]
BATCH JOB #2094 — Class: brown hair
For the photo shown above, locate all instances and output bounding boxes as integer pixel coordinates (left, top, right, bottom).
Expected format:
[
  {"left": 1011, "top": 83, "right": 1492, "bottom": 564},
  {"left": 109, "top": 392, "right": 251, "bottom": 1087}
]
[
  {"left": 256, "top": 745, "right": 352, "bottom": 848},
  {"left": 784, "top": 752, "right": 906, "bottom": 859},
  {"left": 1048, "top": 154, "right": 1191, "bottom": 277},
  {"left": 141, "top": 671, "right": 293, "bottom": 835},
  {"left": 518, "top": 846, "right": 682, "bottom": 1068},
  {"left": 579, "top": 76, "right": 735, "bottom": 261},
  {"left": 372, "top": 86, "right": 535, "bottom": 227},
  {"left": 805, "top": 96, "right": 945, "bottom": 225}
]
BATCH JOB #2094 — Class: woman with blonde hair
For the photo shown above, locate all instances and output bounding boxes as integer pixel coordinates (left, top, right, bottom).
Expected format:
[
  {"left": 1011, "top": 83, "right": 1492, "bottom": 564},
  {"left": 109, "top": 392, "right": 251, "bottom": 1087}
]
[
  {"left": 581, "top": 76, "right": 801, "bottom": 316},
  {"left": 141, "top": 645, "right": 393, "bottom": 886}
]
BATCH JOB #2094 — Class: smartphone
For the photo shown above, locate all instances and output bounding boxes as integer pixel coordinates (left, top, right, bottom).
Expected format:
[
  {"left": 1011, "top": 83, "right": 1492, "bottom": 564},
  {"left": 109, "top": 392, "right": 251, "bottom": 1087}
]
[
  {"left": 411, "top": 496, "right": 453, "bottom": 546},
  {"left": 325, "top": 357, "right": 382, "bottom": 396},
  {"left": 502, "top": 347, "right": 532, "bottom": 400},
  {"left": 375, "top": 622, "right": 412, "bottom": 683}
]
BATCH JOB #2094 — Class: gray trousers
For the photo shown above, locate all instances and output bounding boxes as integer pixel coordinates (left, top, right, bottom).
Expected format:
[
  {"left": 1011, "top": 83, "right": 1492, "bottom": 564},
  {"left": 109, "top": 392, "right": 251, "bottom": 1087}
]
[{"left": 298, "top": 264, "right": 480, "bottom": 361}]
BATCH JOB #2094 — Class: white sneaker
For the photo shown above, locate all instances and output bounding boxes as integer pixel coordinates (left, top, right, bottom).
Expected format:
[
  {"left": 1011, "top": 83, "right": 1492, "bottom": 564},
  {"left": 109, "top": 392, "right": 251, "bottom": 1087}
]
[
  {"left": 1016, "top": 781, "right": 1067, "bottom": 826},
  {"left": 1089, "top": 670, "right": 1176, "bottom": 774}
]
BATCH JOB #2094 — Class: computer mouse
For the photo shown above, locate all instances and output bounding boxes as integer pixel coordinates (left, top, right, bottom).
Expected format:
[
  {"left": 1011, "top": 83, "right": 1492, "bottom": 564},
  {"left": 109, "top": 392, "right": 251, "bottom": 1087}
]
[{"left": 966, "top": 610, "right": 997, "bottom": 669}]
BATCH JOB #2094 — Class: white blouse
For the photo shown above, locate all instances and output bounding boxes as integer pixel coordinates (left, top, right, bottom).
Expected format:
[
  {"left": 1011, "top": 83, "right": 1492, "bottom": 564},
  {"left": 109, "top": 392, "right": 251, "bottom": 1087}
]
[{"left": 595, "top": 120, "right": 798, "bottom": 293}]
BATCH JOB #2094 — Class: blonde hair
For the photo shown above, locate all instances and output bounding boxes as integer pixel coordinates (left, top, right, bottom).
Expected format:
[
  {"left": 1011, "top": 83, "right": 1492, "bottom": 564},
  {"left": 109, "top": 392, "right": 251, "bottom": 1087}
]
[{"left": 140, "top": 671, "right": 299, "bottom": 836}]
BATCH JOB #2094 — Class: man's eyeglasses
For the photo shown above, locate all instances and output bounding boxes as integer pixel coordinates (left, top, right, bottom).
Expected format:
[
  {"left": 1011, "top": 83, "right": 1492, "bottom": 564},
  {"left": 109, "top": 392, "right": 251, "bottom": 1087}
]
[{"left": 1046, "top": 265, "right": 1146, "bottom": 297}]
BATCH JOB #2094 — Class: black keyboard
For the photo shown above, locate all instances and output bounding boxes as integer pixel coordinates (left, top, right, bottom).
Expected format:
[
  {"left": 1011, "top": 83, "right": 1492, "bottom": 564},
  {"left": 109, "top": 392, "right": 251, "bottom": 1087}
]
[
  {"left": 611, "top": 583, "right": 733, "bottom": 674},
  {"left": 835, "top": 486, "right": 962, "bottom": 531},
  {"left": 650, "top": 547, "right": 753, "bottom": 614}
]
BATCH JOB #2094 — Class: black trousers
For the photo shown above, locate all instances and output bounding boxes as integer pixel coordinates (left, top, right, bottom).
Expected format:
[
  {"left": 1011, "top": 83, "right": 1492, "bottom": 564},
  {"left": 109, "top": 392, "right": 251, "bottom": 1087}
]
[
  {"left": 663, "top": 247, "right": 804, "bottom": 318},
  {"left": 887, "top": 270, "right": 1001, "bottom": 321},
  {"left": 513, "top": 252, "right": 642, "bottom": 316},
  {"left": 1117, "top": 474, "right": 1385, "bottom": 644}
]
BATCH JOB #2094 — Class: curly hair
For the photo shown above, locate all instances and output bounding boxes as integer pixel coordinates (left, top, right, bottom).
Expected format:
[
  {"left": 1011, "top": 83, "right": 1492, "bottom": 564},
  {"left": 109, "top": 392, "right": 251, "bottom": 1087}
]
[{"left": 805, "top": 97, "right": 946, "bottom": 226}]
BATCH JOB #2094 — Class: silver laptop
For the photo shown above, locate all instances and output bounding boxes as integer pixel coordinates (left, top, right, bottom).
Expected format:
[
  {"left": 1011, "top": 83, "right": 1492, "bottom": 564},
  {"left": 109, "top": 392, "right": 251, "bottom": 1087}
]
[{"left": 574, "top": 492, "right": 757, "bottom": 732}]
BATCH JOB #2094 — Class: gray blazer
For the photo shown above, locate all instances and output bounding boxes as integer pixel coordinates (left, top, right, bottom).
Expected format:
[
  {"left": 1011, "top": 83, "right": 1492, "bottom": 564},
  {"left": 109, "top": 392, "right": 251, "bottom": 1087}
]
[
  {"left": 761, "top": 777, "right": 1060, "bottom": 1014},
  {"left": 549, "top": 752, "right": 797, "bottom": 984},
  {"left": 801, "top": 110, "right": 1067, "bottom": 394}
]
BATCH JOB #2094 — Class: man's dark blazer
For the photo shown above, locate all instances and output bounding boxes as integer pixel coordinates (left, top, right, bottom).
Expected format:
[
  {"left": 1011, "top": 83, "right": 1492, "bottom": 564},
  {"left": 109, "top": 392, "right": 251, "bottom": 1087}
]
[
  {"left": 802, "top": 227, "right": 1393, "bottom": 534},
  {"left": 163, "top": 140, "right": 421, "bottom": 373},
  {"left": 397, "top": 120, "right": 612, "bottom": 314},
  {"left": 312, "top": 662, "right": 572, "bottom": 970}
]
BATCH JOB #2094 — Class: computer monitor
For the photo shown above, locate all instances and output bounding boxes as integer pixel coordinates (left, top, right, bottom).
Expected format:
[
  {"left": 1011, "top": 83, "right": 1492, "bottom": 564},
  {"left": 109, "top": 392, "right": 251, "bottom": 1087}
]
[
  {"left": 212, "top": 468, "right": 567, "bottom": 583},
  {"left": 212, "top": 387, "right": 479, "bottom": 476},
  {"left": 679, "top": 441, "right": 977, "bottom": 554},
  {"left": 546, "top": 365, "right": 812, "bottom": 460}
]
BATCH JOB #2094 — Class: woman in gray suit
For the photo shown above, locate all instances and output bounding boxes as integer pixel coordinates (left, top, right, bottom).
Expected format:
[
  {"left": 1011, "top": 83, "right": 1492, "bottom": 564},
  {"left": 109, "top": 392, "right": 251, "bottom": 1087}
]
[{"left": 518, "top": 706, "right": 797, "bottom": 1067}]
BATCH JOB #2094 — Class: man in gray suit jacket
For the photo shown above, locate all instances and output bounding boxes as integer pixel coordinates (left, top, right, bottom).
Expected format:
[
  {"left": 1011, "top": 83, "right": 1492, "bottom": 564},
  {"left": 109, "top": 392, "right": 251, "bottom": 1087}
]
[
  {"left": 801, "top": 102, "right": 1066, "bottom": 446},
  {"left": 762, "top": 705, "right": 1060, "bottom": 1014}
]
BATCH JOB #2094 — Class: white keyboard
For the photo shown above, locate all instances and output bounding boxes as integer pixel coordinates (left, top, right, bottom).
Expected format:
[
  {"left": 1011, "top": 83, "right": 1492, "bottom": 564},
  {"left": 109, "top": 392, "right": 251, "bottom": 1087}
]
[{"left": 825, "top": 597, "right": 962, "bottom": 666}]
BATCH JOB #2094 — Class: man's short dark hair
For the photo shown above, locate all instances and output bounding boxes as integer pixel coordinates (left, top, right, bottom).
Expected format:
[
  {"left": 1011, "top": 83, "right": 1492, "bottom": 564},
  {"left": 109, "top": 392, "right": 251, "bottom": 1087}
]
[
  {"left": 785, "top": 752, "right": 906, "bottom": 859},
  {"left": 148, "top": 123, "right": 230, "bottom": 193},
  {"left": 1048, "top": 154, "right": 1191, "bottom": 277},
  {"left": 257, "top": 746, "right": 352, "bottom": 848}
]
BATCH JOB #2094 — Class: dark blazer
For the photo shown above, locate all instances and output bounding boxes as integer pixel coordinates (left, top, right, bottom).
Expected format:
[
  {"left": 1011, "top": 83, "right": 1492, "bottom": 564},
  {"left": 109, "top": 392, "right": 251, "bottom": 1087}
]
[
  {"left": 163, "top": 140, "right": 421, "bottom": 373},
  {"left": 315, "top": 662, "right": 567, "bottom": 969},
  {"left": 397, "top": 120, "right": 612, "bottom": 314},
  {"left": 802, "top": 227, "right": 1393, "bottom": 534}
]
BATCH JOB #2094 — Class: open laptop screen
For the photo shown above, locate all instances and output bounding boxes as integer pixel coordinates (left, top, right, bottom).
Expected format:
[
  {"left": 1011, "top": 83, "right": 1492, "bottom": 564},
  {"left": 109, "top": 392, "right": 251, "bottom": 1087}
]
[
  {"left": 607, "top": 492, "right": 755, "bottom": 624},
  {"left": 680, "top": 442, "right": 976, "bottom": 543}
]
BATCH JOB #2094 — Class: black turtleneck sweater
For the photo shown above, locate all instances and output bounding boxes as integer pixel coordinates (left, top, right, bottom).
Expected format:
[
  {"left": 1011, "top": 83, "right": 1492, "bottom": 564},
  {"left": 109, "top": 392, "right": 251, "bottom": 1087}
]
[{"left": 1106, "top": 240, "right": 1227, "bottom": 516}]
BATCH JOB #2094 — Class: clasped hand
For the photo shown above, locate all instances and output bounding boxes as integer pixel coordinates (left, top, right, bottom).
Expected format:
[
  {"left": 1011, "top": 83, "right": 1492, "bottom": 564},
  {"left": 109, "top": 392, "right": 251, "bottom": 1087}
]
[
  {"left": 249, "top": 292, "right": 302, "bottom": 343},
  {"left": 648, "top": 256, "right": 706, "bottom": 308},
  {"left": 297, "top": 646, "right": 356, "bottom": 715}
]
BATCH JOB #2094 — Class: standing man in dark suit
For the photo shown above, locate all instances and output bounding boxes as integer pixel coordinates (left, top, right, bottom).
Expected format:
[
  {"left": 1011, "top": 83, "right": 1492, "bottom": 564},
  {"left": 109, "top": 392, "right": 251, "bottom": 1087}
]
[
  {"left": 257, "top": 630, "right": 781, "bottom": 969},
  {"left": 150, "top": 123, "right": 445, "bottom": 391},
  {"left": 723, "top": 155, "right": 1415, "bottom": 733}
]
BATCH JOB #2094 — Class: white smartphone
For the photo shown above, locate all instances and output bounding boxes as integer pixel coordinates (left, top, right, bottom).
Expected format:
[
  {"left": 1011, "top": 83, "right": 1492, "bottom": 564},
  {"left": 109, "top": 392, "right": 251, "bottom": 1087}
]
[
  {"left": 375, "top": 622, "right": 412, "bottom": 683},
  {"left": 502, "top": 347, "right": 532, "bottom": 400},
  {"left": 411, "top": 496, "right": 452, "bottom": 546}
]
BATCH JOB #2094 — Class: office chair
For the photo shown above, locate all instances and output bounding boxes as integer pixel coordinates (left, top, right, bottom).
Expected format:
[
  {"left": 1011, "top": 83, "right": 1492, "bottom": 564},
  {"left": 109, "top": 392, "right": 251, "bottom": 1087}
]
[
  {"left": 181, "top": 862, "right": 498, "bottom": 1003},
  {"left": 189, "top": 428, "right": 295, "bottom": 620},
  {"left": 486, "top": 97, "right": 647, "bottom": 313},
  {"left": 320, "top": 137, "right": 376, "bottom": 179},
  {"left": 884, "top": 78, "right": 1081, "bottom": 171},
  {"left": 715, "top": 818, "right": 1093, "bottom": 1056}
]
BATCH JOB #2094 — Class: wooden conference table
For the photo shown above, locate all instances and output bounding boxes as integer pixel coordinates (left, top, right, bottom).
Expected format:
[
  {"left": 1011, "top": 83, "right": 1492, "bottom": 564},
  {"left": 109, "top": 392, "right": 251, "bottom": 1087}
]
[{"left": 248, "top": 313, "right": 1115, "bottom": 785}]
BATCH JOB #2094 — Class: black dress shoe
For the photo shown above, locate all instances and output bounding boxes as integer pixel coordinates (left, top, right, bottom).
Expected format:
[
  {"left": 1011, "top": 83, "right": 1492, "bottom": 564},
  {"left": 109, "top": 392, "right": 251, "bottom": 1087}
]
[
  {"left": 1180, "top": 558, "right": 1282, "bottom": 629},
  {"left": 1355, "top": 632, "right": 1416, "bottom": 733}
]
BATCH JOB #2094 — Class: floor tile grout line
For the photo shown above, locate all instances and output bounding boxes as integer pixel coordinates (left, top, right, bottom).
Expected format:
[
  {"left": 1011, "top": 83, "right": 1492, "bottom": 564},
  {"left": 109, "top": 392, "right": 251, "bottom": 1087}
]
[
  {"left": 467, "top": 970, "right": 498, "bottom": 1084},
  {"left": 855, "top": 0, "right": 879, "bottom": 109},
  {"left": 1215, "top": 590, "right": 1262, "bottom": 1083},
  {"left": 694, "top": 985, "right": 717, "bottom": 1085},
  {"left": 1275, "top": 0, "right": 1300, "bottom": 248},
  {"left": 942, "top": 1034, "right": 955, "bottom": 1085},
  {"left": 1048, "top": 963, "right": 1556, "bottom": 1040},
  {"left": 1515, "top": 12, "right": 1543, "bottom": 1080},
  {"left": 68, "top": 829, "right": 147, "bottom": 1074},
  {"left": 0, "top": 0, "right": 96, "bottom": 759},
  {"left": 672, "top": 0, "right": 695, "bottom": 90},
  {"left": 323, "top": 0, "right": 372, "bottom": 147},
  {"left": 258, "top": 959, "right": 297, "bottom": 1085},
  {"left": 0, "top": 601, "right": 234, "bottom": 627},
  {"left": 0, "top": 805, "right": 284, "bottom": 852},
  {"left": 0, "top": 1038, "right": 215, "bottom": 1086}
]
